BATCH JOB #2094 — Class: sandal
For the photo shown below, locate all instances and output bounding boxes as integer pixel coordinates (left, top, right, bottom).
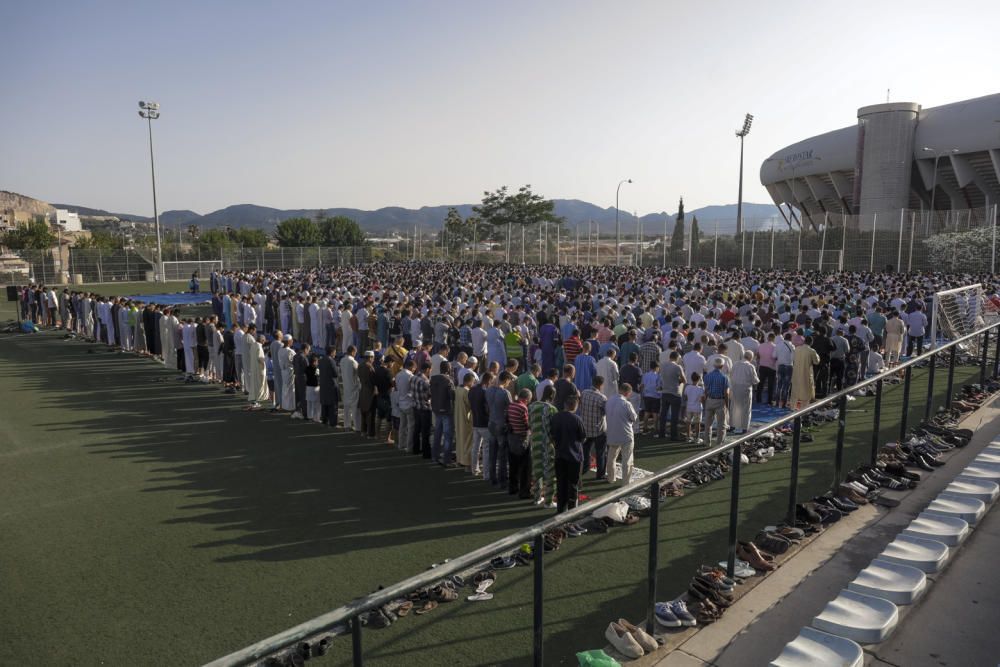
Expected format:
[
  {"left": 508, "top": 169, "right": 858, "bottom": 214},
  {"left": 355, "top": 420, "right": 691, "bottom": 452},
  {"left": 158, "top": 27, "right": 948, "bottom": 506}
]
[{"left": 414, "top": 600, "right": 438, "bottom": 615}]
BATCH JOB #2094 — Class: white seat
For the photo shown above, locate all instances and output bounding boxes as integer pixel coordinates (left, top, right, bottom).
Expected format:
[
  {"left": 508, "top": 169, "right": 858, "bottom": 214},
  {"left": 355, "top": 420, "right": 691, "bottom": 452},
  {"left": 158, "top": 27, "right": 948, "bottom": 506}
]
[
  {"left": 925, "top": 493, "right": 986, "bottom": 525},
  {"left": 847, "top": 559, "right": 926, "bottom": 605},
  {"left": 974, "top": 451, "right": 1000, "bottom": 464},
  {"left": 812, "top": 589, "right": 898, "bottom": 644},
  {"left": 945, "top": 477, "right": 999, "bottom": 505},
  {"left": 903, "top": 513, "right": 970, "bottom": 547},
  {"left": 961, "top": 462, "right": 1000, "bottom": 482},
  {"left": 770, "top": 626, "right": 864, "bottom": 667},
  {"left": 877, "top": 534, "right": 950, "bottom": 573},
  {"left": 984, "top": 443, "right": 1000, "bottom": 453}
]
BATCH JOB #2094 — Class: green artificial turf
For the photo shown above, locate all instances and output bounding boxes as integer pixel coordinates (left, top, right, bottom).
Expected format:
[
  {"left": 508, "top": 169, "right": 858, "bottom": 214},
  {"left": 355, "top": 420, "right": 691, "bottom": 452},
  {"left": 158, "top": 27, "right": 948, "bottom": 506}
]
[{"left": 0, "top": 326, "right": 982, "bottom": 666}]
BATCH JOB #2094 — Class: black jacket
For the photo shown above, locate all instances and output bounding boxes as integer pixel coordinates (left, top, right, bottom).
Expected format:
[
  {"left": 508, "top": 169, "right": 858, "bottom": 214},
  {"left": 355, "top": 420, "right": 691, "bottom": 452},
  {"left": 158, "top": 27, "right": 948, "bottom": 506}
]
[
  {"left": 430, "top": 374, "right": 455, "bottom": 414},
  {"left": 318, "top": 356, "right": 339, "bottom": 405},
  {"left": 468, "top": 384, "right": 490, "bottom": 428}
]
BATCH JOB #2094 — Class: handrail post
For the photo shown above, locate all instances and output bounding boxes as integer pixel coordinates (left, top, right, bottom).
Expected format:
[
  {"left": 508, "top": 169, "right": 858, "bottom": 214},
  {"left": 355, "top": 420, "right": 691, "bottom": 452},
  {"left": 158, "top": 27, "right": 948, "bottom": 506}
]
[
  {"left": 945, "top": 346, "right": 957, "bottom": 410},
  {"left": 533, "top": 533, "right": 544, "bottom": 667},
  {"left": 924, "top": 352, "right": 936, "bottom": 422},
  {"left": 899, "top": 365, "right": 912, "bottom": 442},
  {"left": 871, "top": 379, "right": 883, "bottom": 465},
  {"left": 993, "top": 325, "right": 1000, "bottom": 377},
  {"left": 786, "top": 416, "right": 802, "bottom": 526},
  {"left": 645, "top": 481, "right": 660, "bottom": 635},
  {"left": 834, "top": 395, "right": 847, "bottom": 489},
  {"left": 980, "top": 329, "right": 990, "bottom": 386},
  {"left": 726, "top": 444, "right": 742, "bottom": 579},
  {"left": 351, "top": 615, "right": 363, "bottom": 667}
]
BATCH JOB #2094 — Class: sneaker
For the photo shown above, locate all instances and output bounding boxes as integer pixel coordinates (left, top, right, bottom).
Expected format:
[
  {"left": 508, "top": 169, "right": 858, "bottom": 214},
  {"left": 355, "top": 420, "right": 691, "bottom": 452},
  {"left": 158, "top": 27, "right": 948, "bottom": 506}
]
[
  {"left": 605, "top": 621, "right": 644, "bottom": 659},
  {"left": 654, "top": 602, "right": 682, "bottom": 628},
  {"left": 670, "top": 600, "right": 697, "bottom": 627}
]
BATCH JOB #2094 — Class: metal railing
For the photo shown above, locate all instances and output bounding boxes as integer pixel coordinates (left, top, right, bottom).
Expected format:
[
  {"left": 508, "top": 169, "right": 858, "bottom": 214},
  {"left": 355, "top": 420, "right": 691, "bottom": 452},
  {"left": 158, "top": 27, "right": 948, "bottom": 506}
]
[{"left": 207, "top": 322, "right": 1000, "bottom": 667}]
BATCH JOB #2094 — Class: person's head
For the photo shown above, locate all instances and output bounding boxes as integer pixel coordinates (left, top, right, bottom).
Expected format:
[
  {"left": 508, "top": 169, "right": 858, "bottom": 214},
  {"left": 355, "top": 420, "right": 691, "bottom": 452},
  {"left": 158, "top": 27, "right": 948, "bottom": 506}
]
[
  {"left": 363, "top": 350, "right": 374, "bottom": 364},
  {"left": 420, "top": 362, "right": 432, "bottom": 376},
  {"left": 462, "top": 372, "right": 475, "bottom": 387},
  {"left": 302, "top": 343, "right": 312, "bottom": 355},
  {"left": 593, "top": 375, "right": 604, "bottom": 390},
  {"left": 480, "top": 371, "right": 494, "bottom": 387},
  {"left": 541, "top": 384, "right": 556, "bottom": 403},
  {"left": 650, "top": 360, "right": 660, "bottom": 372},
  {"left": 712, "top": 356, "right": 725, "bottom": 371},
  {"left": 531, "top": 363, "right": 541, "bottom": 377},
  {"left": 743, "top": 350, "right": 754, "bottom": 362},
  {"left": 563, "top": 364, "right": 575, "bottom": 378},
  {"left": 546, "top": 367, "right": 558, "bottom": 381},
  {"left": 440, "top": 360, "right": 451, "bottom": 375},
  {"left": 619, "top": 382, "right": 633, "bottom": 396},
  {"left": 564, "top": 395, "right": 580, "bottom": 412},
  {"left": 691, "top": 371, "right": 701, "bottom": 384},
  {"left": 403, "top": 358, "right": 415, "bottom": 371},
  {"left": 346, "top": 344, "right": 356, "bottom": 356},
  {"left": 516, "top": 388, "right": 532, "bottom": 403},
  {"left": 498, "top": 371, "right": 514, "bottom": 386}
]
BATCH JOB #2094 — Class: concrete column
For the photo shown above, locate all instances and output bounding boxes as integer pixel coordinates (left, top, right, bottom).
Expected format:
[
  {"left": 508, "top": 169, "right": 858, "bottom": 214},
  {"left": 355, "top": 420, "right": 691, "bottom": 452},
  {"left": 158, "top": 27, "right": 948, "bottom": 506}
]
[{"left": 857, "top": 102, "right": 920, "bottom": 228}]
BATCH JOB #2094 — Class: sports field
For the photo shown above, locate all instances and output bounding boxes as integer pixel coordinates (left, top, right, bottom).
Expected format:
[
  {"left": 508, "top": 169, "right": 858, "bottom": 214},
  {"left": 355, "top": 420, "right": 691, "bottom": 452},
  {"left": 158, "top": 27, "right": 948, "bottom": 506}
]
[{"left": 0, "top": 284, "right": 981, "bottom": 666}]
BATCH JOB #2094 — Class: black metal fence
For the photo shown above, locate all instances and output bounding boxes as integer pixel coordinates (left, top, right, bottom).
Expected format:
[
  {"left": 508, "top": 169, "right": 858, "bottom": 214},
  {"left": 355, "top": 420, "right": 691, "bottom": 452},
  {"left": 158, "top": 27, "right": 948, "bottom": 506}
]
[{"left": 205, "top": 322, "right": 1000, "bottom": 667}]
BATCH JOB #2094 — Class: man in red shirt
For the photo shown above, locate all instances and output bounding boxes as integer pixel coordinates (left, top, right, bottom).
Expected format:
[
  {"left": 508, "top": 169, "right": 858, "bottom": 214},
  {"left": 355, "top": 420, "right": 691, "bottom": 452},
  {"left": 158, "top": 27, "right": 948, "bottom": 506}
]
[
  {"left": 563, "top": 329, "right": 584, "bottom": 366},
  {"left": 506, "top": 388, "right": 533, "bottom": 499}
]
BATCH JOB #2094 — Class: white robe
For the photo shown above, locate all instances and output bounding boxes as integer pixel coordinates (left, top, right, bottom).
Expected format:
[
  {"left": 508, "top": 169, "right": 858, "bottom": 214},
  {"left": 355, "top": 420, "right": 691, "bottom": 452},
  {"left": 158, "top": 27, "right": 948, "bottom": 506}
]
[
  {"left": 278, "top": 346, "right": 296, "bottom": 410},
  {"left": 245, "top": 336, "right": 269, "bottom": 404},
  {"left": 596, "top": 357, "right": 620, "bottom": 398},
  {"left": 730, "top": 360, "right": 759, "bottom": 431},
  {"left": 182, "top": 323, "right": 197, "bottom": 373},
  {"left": 340, "top": 355, "right": 360, "bottom": 429},
  {"left": 341, "top": 316, "right": 353, "bottom": 354},
  {"left": 161, "top": 316, "right": 177, "bottom": 369}
]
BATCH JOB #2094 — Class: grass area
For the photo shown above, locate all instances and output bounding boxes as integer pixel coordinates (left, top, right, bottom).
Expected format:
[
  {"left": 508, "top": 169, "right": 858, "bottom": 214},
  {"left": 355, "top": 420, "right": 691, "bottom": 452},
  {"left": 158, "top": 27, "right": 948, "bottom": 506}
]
[{"left": 0, "top": 326, "right": 982, "bottom": 666}]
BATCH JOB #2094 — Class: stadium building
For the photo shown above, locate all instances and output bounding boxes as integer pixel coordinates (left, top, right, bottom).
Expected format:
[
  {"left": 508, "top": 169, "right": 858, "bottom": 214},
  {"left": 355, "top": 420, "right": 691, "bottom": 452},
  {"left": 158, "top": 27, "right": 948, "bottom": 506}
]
[{"left": 760, "top": 93, "right": 1000, "bottom": 229}]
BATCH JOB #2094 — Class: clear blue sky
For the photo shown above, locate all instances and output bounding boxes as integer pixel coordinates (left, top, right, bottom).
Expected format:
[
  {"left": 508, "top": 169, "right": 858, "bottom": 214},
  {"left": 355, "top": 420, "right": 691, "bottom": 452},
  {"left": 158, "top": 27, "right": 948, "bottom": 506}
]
[{"left": 2, "top": 0, "right": 998, "bottom": 217}]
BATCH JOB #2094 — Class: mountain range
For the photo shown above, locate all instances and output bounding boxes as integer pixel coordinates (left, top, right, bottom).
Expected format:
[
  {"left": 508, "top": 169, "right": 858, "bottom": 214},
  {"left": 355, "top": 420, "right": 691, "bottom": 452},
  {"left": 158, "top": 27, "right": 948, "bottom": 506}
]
[{"left": 51, "top": 199, "right": 783, "bottom": 235}]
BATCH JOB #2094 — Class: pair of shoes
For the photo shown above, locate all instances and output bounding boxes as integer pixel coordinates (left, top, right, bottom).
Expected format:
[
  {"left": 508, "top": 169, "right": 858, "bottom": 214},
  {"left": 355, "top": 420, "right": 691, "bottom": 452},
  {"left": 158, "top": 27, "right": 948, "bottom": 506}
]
[
  {"left": 605, "top": 620, "right": 654, "bottom": 658},
  {"left": 716, "top": 558, "right": 756, "bottom": 579},
  {"left": 655, "top": 600, "right": 697, "bottom": 627},
  {"left": 565, "top": 523, "right": 588, "bottom": 537},
  {"left": 736, "top": 541, "right": 775, "bottom": 571}
]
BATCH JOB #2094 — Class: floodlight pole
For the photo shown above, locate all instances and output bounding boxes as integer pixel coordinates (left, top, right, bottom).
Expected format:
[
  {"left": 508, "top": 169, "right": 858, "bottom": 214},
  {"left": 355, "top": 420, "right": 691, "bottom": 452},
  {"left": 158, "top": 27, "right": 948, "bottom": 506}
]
[
  {"left": 735, "top": 113, "right": 753, "bottom": 240},
  {"left": 615, "top": 178, "right": 632, "bottom": 266},
  {"left": 139, "top": 101, "right": 164, "bottom": 282}
]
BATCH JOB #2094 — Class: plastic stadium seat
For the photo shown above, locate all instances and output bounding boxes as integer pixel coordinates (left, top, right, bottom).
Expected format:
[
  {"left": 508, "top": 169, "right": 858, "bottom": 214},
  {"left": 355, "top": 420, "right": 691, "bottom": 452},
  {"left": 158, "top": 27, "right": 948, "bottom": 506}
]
[
  {"left": 902, "top": 513, "right": 970, "bottom": 547},
  {"left": 943, "top": 477, "right": 999, "bottom": 505},
  {"left": 924, "top": 494, "right": 986, "bottom": 525},
  {"left": 877, "top": 534, "right": 950, "bottom": 573},
  {"left": 974, "top": 451, "right": 1000, "bottom": 465},
  {"left": 812, "top": 589, "right": 899, "bottom": 644},
  {"left": 960, "top": 462, "right": 1000, "bottom": 482},
  {"left": 847, "top": 559, "right": 927, "bottom": 605},
  {"left": 770, "top": 626, "right": 864, "bottom": 667}
]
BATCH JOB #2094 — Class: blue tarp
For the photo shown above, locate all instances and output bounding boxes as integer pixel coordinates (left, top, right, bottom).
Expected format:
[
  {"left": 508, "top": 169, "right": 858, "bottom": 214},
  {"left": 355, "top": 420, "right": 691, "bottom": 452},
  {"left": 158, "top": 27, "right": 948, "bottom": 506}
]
[{"left": 124, "top": 292, "right": 212, "bottom": 306}]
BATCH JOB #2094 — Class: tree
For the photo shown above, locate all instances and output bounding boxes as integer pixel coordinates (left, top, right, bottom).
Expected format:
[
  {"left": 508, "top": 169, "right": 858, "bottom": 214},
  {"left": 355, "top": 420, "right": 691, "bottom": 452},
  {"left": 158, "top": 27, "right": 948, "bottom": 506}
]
[
  {"left": 441, "top": 207, "right": 475, "bottom": 255},
  {"left": 690, "top": 215, "right": 701, "bottom": 262},
  {"left": 231, "top": 227, "right": 270, "bottom": 247},
  {"left": 73, "top": 229, "right": 122, "bottom": 250},
  {"left": 316, "top": 214, "right": 366, "bottom": 247},
  {"left": 671, "top": 197, "right": 685, "bottom": 259},
  {"left": 1, "top": 219, "right": 58, "bottom": 250},
  {"left": 473, "top": 185, "right": 564, "bottom": 235},
  {"left": 275, "top": 217, "right": 321, "bottom": 247}
]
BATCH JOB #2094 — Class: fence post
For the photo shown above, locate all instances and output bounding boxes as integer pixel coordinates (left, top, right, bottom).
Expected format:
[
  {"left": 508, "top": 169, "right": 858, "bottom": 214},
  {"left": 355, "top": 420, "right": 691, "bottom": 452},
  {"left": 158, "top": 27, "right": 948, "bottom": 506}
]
[
  {"left": 533, "top": 532, "right": 544, "bottom": 667},
  {"left": 899, "top": 365, "right": 912, "bottom": 441},
  {"left": 726, "top": 442, "right": 742, "bottom": 579},
  {"left": 925, "top": 352, "right": 936, "bottom": 422},
  {"left": 980, "top": 329, "right": 990, "bottom": 386},
  {"left": 945, "top": 345, "right": 956, "bottom": 410},
  {"left": 834, "top": 395, "right": 847, "bottom": 489},
  {"left": 645, "top": 481, "right": 660, "bottom": 635},
  {"left": 97, "top": 248, "right": 103, "bottom": 283},
  {"left": 786, "top": 416, "right": 802, "bottom": 526},
  {"left": 871, "top": 379, "right": 883, "bottom": 464},
  {"left": 351, "top": 614, "right": 363, "bottom": 666}
]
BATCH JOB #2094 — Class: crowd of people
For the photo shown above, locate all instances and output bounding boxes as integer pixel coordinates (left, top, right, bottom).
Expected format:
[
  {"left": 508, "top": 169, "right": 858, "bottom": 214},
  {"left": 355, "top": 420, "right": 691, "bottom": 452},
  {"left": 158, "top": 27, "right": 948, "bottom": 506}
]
[{"left": 15, "top": 263, "right": 996, "bottom": 514}]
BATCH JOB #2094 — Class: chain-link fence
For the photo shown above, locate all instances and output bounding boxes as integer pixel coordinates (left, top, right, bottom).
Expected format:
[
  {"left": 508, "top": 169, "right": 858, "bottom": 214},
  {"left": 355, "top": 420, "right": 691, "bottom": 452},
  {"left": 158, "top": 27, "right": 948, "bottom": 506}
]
[{"left": 2, "top": 246, "right": 372, "bottom": 286}]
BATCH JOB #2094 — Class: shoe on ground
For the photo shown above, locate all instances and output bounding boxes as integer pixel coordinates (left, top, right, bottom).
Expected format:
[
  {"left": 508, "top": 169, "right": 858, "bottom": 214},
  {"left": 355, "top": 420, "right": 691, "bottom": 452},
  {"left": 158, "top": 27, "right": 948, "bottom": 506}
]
[
  {"left": 670, "top": 600, "right": 697, "bottom": 627},
  {"left": 654, "top": 602, "right": 682, "bottom": 627},
  {"left": 605, "top": 621, "right": 645, "bottom": 659},
  {"left": 616, "top": 618, "right": 658, "bottom": 652}
]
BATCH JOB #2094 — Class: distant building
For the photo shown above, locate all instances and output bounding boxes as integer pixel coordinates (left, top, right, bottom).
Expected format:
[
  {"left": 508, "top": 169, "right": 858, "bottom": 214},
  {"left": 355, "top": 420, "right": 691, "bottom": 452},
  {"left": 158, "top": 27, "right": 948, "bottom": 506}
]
[
  {"left": 0, "top": 208, "right": 33, "bottom": 231},
  {"left": 52, "top": 209, "right": 82, "bottom": 232},
  {"left": 760, "top": 92, "right": 1000, "bottom": 229}
]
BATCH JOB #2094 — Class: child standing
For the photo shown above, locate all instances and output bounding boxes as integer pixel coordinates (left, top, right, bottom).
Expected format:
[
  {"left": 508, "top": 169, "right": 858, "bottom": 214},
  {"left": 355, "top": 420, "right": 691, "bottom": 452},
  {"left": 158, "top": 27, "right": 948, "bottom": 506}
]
[{"left": 684, "top": 371, "right": 705, "bottom": 444}]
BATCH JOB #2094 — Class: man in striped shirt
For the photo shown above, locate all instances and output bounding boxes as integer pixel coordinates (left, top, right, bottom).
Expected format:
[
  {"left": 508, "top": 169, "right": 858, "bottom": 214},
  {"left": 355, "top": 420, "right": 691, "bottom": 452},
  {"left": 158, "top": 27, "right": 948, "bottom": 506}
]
[
  {"left": 563, "top": 329, "right": 584, "bottom": 366},
  {"left": 506, "top": 388, "right": 533, "bottom": 499}
]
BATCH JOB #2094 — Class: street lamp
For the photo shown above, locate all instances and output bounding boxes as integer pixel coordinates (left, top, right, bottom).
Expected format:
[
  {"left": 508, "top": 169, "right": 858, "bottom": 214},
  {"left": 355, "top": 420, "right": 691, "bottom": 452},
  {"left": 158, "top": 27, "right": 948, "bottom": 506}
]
[
  {"left": 735, "top": 113, "right": 753, "bottom": 237},
  {"left": 922, "top": 146, "right": 959, "bottom": 227},
  {"left": 615, "top": 178, "right": 632, "bottom": 265},
  {"left": 138, "top": 101, "right": 164, "bottom": 282}
]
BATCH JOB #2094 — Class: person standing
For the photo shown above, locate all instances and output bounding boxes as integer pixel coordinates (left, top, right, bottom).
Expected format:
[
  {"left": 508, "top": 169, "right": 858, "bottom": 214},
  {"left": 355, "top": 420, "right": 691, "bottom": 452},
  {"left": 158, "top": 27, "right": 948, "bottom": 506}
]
[
  {"left": 245, "top": 330, "right": 269, "bottom": 409},
  {"left": 529, "top": 384, "right": 557, "bottom": 508},
  {"left": 550, "top": 394, "right": 586, "bottom": 514},
  {"left": 506, "top": 388, "right": 533, "bottom": 498},
  {"left": 411, "top": 362, "right": 433, "bottom": 458},
  {"left": 269, "top": 331, "right": 285, "bottom": 411},
  {"left": 702, "top": 357, "right": 730, "bottom": 447},
  {"left": 729, "top": 350, "right": 759, "bottom": 434},
  {"left": 395, "top": 359, "right": 416, "bottom": 452},
  {"left": 278, "top": 335, "right": 296, "bottom": 411},
  {"left": 454, "top": 372, "right": 474, "bottom": 469},
  {"left": 774, "top": 333, "right": 795, "bottom": 408},
  {"left": 358, "top": 351, "right": 378, "bottom": 437},
  {"left": 318, "top": 345, "right": 340, "bottom": 426},
  {"left": 485, "top": 371, "right": 514, "bottom": 486},
  {"left": 756, "top": 332, "right": 777, "bottom": 406},
  {"left": 468, "top": 372, "right": 493, "bottom": 476},
  {"left": 605, "top": 383, "right": 639, "bottom": 484},
  {"left": 579, "top": 376, "right": 608, "bottom": 481},
  {"left": 658, "top": 350, "right": 685, "bottom": 440},
  {"left": 596, "top": 348, "right": 620, "bottom": 399},
  {"left": 884, "top": 310, "right": 905, "bottom": 365},
  {"left": 430, "top": 360, "right": 456, "bottom": 465},
  {"left": 905, "top": 304, "right": 928, "bottom": 357},
  {"left": 790, "top": 336, "right": 821, "bottom": 409},
  {"left": 292, "top": 342, "right": 311, "bottom": 419},
  {"left": 340, "top": 345, "right": 361, "bottom": 431}
]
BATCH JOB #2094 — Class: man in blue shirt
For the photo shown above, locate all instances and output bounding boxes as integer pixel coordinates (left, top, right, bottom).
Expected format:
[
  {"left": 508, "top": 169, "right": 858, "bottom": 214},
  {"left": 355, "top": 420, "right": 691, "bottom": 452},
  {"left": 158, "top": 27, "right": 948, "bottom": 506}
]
[{"left": 702, "top": 357, "right": 730, "bottom": 447}]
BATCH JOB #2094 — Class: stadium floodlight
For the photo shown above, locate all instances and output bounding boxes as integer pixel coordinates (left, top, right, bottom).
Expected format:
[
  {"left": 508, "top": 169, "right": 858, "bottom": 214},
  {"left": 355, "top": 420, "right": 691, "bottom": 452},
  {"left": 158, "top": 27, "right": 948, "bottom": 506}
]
[
  {"left": 735, "top": 113, "right": 753, "bottom": 239},
  {"left": 615, "top": 178, "right": 632, "bottom": 266},
  {"left": 922, "top": 147, "right": 960, "bottom": 222},
  {"left": 138, "top": 100, "right": 165, "bottom": 282}
]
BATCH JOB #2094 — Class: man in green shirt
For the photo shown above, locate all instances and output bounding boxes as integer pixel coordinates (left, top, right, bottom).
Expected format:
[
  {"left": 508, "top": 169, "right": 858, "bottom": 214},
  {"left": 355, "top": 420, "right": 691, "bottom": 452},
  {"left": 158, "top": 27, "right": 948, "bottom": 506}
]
[{"left": 516, "top": 362, "right": 541, "bottom": 395}]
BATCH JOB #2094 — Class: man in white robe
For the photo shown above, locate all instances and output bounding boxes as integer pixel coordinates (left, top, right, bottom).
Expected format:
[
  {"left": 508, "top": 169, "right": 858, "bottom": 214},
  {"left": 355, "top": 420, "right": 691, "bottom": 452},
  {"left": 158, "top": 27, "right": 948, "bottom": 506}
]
[
  {"left": 161, "top": 309, "right": 177, "bottom": 369},
  {"left": 244, "top": 327, "right": 268, "bottom": 408},
  {"left": 340, "top": 345, "right": 361, "bottom": 431},
  {"left": 182, "top": 319, "right": 197, "bottom": 376},
  {"left": 233, "top": 324, "right": 246, "bottom": 389},
  {"left": 729, "top": 350, "right": 760, "bottom": 433},
  {"left": 309, "top": 300, "right": 322, "bottom": 349},
  {"left": 269, "top": 331, "right": 285, "bottom": 410},
  {"left": 596, "top": 349, "right": 621, "bottom": 399},
  {"left": 278, "top": 336, "right": 297, "bottom": 411}
]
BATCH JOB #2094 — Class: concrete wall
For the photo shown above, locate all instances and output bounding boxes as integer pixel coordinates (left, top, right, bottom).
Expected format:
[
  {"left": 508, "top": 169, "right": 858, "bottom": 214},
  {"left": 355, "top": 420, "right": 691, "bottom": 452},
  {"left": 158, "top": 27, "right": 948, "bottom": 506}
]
[{"left": 856, "top": 102, "right": 920, "bottom": 227}]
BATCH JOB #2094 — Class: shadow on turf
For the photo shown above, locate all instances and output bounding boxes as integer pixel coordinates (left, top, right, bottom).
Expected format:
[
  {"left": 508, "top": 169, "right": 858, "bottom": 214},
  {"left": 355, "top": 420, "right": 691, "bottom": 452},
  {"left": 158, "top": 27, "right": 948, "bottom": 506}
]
[{"left": 1, "top": 331, "right": 955, "bottom": 666}]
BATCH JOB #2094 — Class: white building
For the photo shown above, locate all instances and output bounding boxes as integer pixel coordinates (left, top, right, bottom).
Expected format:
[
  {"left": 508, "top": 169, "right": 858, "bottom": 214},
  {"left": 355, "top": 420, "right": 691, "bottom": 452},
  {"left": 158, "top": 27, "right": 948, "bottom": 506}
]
[{"left": 52, "top": 208, "right": 82, "bottom": 232}]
